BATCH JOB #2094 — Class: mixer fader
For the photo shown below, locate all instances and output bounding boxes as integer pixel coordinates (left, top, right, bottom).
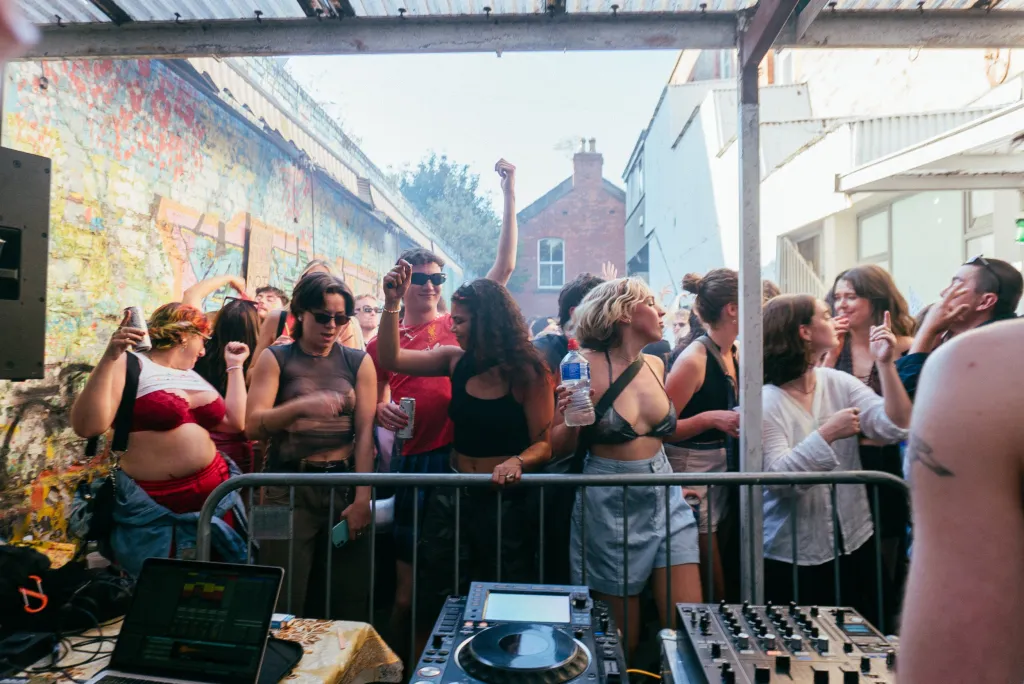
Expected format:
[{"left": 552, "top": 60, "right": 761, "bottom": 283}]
[{"left": 661, "top": 602, "right": 897, "bottom": 684}]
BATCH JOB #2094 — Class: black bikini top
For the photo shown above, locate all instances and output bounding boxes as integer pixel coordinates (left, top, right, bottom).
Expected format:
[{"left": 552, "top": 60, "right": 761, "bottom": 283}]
[{"left": 584, "top": 351, "right": 677, "bottom": 446}]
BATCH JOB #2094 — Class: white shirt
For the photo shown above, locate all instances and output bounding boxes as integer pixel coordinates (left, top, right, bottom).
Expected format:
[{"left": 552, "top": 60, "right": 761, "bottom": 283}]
[{"left": 761, "top": 367, "right": 908, "bottom": 566}]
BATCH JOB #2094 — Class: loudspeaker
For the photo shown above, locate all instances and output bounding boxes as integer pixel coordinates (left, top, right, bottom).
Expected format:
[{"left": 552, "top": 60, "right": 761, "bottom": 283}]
[{"left": 0, "top": 146, "right": 51, "bottom": 380}]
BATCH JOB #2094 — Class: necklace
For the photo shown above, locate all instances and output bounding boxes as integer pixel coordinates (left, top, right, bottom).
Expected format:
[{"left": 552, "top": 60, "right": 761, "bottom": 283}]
[{"left": 784, "top": 376, "right": 817, "bottom": 395}]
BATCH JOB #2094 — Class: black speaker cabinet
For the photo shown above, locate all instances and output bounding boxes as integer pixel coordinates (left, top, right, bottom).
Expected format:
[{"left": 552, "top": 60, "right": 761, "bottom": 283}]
[{"left": 0, "top": 146, "right": 51, "bottom": 380}]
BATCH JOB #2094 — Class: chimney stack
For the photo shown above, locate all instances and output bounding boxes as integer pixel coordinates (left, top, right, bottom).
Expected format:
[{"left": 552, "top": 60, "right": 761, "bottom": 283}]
[{"left": 573, "top": 137, "right": 603, "bottom": 189}]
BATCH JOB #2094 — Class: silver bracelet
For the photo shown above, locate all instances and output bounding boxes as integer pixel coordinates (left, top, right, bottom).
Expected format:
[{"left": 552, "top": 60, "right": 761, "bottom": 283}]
[{"left": 226, "top": 365, "right": 243, "bottom": 372}]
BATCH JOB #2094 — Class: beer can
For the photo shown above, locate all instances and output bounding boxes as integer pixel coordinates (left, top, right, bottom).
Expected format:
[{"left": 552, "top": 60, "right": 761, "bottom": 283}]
[
  {"left": 396, "top": 397, "right": 415, "bottom": 440},
  {"left": 684, "top": 493, "right": 701, "bottom": 528},
  {"left": 124, "top": 306, "right": 153, "bottom": 352}
]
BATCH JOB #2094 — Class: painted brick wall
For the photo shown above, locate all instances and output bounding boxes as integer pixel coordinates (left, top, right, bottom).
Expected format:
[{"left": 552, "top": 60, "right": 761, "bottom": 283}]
[
  {"left": 0, "top": 59, "right": 397, "bottom": 539},
  {"left": 514, "top": 151, "right": 626, "bottom": 320}
]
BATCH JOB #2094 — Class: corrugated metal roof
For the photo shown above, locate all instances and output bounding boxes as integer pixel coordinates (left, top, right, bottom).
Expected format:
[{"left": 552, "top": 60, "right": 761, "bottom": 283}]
[
  {"left": 19, "top": 0, "right": 1024, "bottom": 23},
  {"left": 850, "top": 107, "right": 1006, "bottom": 166}
]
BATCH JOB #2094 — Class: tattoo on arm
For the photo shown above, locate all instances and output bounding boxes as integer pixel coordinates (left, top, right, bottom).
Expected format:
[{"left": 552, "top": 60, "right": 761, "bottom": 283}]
[{"left": 906, "top": 433, "right": 954, "bottom": 477}]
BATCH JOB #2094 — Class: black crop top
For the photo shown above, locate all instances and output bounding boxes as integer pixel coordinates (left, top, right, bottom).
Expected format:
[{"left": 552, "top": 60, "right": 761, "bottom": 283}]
[
  {"left": 585, "top": 352, "right": 676, "bottom": 446},
  {"left": 448, "top": 354, "right": 532, "bottom": 458},
  {"left": 677, "top": 337, "right": 737, "bottom": 443}
]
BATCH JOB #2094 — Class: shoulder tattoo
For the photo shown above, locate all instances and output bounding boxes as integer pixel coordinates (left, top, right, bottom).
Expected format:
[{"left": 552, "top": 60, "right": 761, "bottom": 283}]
[{"left": 906, "top": 433, "right": 954, "bottom": 478}]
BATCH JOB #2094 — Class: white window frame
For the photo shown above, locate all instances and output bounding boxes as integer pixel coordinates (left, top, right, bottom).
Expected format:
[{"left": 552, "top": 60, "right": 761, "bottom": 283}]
[
  {"left": 964, "top": 190, "right": 995, "bottom": 259},
  {"left": 537, "top": 237, "right": 565, "bottom": 290},
  {"left": 857, "top": 206, "right": 892, "bottom": 270}
]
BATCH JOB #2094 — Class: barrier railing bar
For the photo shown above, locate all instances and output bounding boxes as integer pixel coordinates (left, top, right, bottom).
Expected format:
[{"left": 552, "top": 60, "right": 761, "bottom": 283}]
[
  {"left": 197, "top": 472, "right": 910, "bottom": 563},
  {"left": 830, "top": 484, "right": 841, "bottom": 606},
  {"left": 621, "top": 485, "right": 629, "bottom": 657},
  {"left": 454, "top": 487, "right": 461, "bottom": 595},
  {"left": 246, "top": 487, "right": 253, "bottom": 565},
  {"left": 790, "top": 484, "right": 798, "bottom": 603},
  {"left": 411, "top": 484, "right": 420, "bottom": 671},
  {"left": 288, "top": 486, "right": 295, "bottom": 615},
  {"left": 705, "top": 485, "right": 714, "bottom": 603},
  {"left": 326, "top": 487, "right": 334, "bottom": 619},
  {"left": 538, "top": 487, "right": 545, "bottom": 584},
  {"left": 369, "top": 486, "right": 377, "bottom": 626},
  {"left": 497, "top": 488, "right": 503, "bottom": 582},
  {"left": 872, "top": 485, "right": 884, "bottom": 634},
  {"left": 663, "top": 485, "right": 671, "bottom": 628},
  {"left": 580, "top": 486, "right": 588, "bottom": 584}
]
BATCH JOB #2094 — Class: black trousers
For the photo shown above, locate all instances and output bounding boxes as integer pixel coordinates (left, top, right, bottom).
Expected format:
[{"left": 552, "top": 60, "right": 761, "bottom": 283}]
[{"left": 763, "top": 536, "right": 894, "bottom": 632}]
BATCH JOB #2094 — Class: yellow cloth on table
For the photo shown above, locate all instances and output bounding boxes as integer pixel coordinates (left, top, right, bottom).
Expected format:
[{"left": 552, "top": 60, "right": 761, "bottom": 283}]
[{"left": 32, "top": 618, "right": 401, "bottom": 684}]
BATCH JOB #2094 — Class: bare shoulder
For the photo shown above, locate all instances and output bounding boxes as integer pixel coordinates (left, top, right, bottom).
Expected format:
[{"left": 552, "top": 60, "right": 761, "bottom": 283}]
[
  {"left": 896, "top": 335, "right": 914, "bottom": 355},
  {"left": 643, "top": 352, "right": 666, "bottom": 377}
]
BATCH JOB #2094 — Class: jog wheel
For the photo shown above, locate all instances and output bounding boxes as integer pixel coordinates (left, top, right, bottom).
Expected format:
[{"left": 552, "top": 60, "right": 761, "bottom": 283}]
[{"left": 458, "top": 624, "right": 591, "bottom": 684}]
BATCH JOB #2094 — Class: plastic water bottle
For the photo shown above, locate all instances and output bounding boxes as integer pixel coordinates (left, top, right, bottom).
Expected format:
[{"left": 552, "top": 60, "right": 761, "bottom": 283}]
[{"left": 560, "top": 339, "right": 595, "bottom": 427}]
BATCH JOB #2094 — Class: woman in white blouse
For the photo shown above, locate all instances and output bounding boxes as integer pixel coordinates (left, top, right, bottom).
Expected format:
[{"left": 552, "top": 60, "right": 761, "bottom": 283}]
[{"left": 761, "top": 294, "right": 911, "bottom": 627}]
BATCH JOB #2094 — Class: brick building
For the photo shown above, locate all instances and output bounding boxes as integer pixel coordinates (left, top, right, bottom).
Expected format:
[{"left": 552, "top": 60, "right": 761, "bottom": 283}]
[{"left": 513, "top": 139, "right": 626, "bottom": 320}]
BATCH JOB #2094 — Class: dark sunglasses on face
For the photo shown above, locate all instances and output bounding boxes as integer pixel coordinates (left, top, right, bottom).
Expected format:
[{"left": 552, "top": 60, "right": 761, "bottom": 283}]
[
  {"left": 966, "top": 253, "right": 1002, "bottom": 298},
  {"left": 410, "top": 272, "right": 447, "bottom": 287},
  {"left": 358, "top": 306, "right": 383, "bottom": 314},
  {"left": 310, "top": 311, "right": 350, "bottom": 326}
]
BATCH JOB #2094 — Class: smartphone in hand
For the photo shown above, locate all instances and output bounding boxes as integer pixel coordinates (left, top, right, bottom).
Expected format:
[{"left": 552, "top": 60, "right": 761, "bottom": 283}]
[{"left": 332, "top": 519, "right": 349, "bottom": 547}]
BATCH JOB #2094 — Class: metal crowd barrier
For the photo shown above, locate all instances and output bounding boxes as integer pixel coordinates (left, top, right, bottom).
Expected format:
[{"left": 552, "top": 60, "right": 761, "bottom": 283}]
[{"left": 196, "top": 471, "right": 909, "bottom": 662}]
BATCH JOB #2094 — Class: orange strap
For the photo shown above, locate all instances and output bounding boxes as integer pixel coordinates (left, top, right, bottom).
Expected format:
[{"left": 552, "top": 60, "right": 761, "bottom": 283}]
[{"left": 20, "top": 575, "right": 48, "bottom": 613}]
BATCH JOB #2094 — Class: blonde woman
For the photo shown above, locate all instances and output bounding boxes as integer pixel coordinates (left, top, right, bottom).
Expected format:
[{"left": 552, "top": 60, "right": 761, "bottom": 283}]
[{"left": 551, "top": 277, "right": 701, "bottom": 656}]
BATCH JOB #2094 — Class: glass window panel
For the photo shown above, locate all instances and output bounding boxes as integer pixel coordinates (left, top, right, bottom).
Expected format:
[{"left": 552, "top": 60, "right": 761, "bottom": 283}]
[
  {"left": 551, "top": 265, "right": 564, "bottom": 287},
  {"left": 966, "top": 233, "right": 995, "bottom": 259},
  {"left": 970, "top": 191, "right": 995, "bottom": 220},
  {"left": 858, "top": 211, "right": 889, "bottom": 259},
  {"left": 551, "top": 240, "right": 563, "bottom": 262},
  {"left": 539, "top": 240, "right": 551, "bottom": 262}
]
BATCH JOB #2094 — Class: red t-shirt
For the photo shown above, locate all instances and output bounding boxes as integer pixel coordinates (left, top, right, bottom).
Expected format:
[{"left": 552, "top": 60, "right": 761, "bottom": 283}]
[{"left": 367, "top": 313, "right": 458, "bottom": 456}]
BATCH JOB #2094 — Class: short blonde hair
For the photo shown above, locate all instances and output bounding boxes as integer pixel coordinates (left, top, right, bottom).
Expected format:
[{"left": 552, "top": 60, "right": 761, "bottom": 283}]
[{"left": 570, "top": 277, "right": 654, "bottom": 351}]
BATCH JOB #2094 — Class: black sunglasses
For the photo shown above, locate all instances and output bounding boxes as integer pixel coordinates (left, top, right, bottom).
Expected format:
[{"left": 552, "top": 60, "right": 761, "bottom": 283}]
[
  {"left": 966, "top": 254, "right": 1002, "bottom": 298},
  {"left": 410, "top": 272, "right": 447, "bottom": 287},
  {"left": 223, "top": 296, "right": 259, "bottom": 308},
  {"left": 310, "top": 311, "right": 350, "bottom": 326},
  {"left": 358, "top": 305, "right": 383, "bottom": 314}
]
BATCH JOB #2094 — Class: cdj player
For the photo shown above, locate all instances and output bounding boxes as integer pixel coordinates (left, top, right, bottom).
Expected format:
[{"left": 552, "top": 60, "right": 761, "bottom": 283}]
[
  {"left": 661, "top": 603, "right": 897, "bottom": 684},
  {"left": 413, "top": 582, "right": 629, "bottom": 684}
]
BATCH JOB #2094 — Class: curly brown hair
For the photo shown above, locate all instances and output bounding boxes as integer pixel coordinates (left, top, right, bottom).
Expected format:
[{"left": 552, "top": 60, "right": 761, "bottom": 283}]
[
  {"left": 682, "top": 268, "right": 738, "bottom": 326},
  {"left": 825, "top": 265, "right": 915, "bottom": 336},
  {"left": 451, "top": 279, "right": 549, "bottom": 388},
  {"left": 763, "top": 294, "right": 818, "bottom": 386}
]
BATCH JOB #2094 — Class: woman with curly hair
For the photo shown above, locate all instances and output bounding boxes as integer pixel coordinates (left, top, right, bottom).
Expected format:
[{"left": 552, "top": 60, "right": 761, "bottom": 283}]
[
  {"left": 377, "top": 260, "right": 553, "bottom": 628},
  {"left": 551, "top": 277, "right": 701, "bottom": 656},
  {"left": 761, "top": 294, "right": 911, "bottom": 627},
  {"left": 71, "top": 303, "right": 250, "bottom": 577}
]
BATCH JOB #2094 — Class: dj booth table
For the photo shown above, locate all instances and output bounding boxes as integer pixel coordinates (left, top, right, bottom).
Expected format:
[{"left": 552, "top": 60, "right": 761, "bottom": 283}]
[{"left": 32, "top": 619, "right": 402, "bottom": 684}]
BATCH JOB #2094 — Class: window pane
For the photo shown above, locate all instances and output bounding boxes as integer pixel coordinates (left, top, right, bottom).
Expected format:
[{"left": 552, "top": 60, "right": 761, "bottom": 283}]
[
  {"left": 891, "top": 191, "right": 963, "bottom": 309},
  {"left": 551, "top": 265, "right": 564, "bottom": 287},
  {"left": 966, "top": 233, "right": 995, "bottom": 259},
  {"left": 539, "top": 240, "right": 551, "bottom": 262},
  {"left": 970, "top": 191, "right": 995, "bottom": 220},
  {"left": 859, "top": 211, "right": 889, "bottom": 259},
  {"left": 539, "top": 264, "right": 550, "bottom": 288},
  {"left": 551, "top": 240, "right": 563, "bottom": 263}
]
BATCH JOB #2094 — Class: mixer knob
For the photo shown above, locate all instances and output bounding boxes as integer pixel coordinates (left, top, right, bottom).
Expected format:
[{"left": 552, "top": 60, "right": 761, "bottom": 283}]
[
  {"left": 860, "top": 657, "right": 871, "bottom": 673},
  {"left": 835, "top": 609, "right": 846, "bottom": 625},
  {"left": 842, "top": 672, "right": 859, "bottom": 684},
  {"left": 810, "top": 606, "right": 819, "bottom": 617},
  {"left": 720, "top": 663, "right": 731, "bottom": 673},
  {"left": 742, "top": 600, "right": 750, "bottom": 613},
  {"left": 816, "top": 637, "right": 829, "bottom": 653},
  {"left": 788, "top": 601, "right": 797, "bottom": 615},
  {"left": 432, "top": 634, "right": 444, "bottom": 649},
  {"left": 763, "top": 634, "right": 777, "bottom": 649},
  {"left": 766, "top": 601, "right": 774, "bottom": 609},
  {"left": 754, "top": 666, "right": 771, "bottom": 683},
  {"left": 812, "top": 669, "right": 830, "bottom": 684},
  {"left": 783, "top": 626, "right": 794, "bottom": 638},
  {"left": 572, "top": 594, "right": 589, "bottom": 609},
  {"left": 843, "top": 641, "right": 854, "bottom": 654},
  {"left": 711, "top": 643, "right": 722, "bottom": 659},
  {"left": 886, "top": 650, "right": 897, "bottom": 669},
  {"left": 789, "top": 636, "right": 803, "bottom": 652},
  {"left": 719, "top": 600, "right": 728, "bottom": 614},
  {"left": 774, "top": 655, "right": 790, "bottom": 674},
  {"left": 810, "top": 626, "right": 820, "bottom": 639},
  {"left": 737, "top": 633, "right": 750, "bottom": 649},
  {"left": 722, "top": 670, "right": 736, "bottom": 684},
  {"left": 757, "top": 625, "right": 767, "bottom": 638}
]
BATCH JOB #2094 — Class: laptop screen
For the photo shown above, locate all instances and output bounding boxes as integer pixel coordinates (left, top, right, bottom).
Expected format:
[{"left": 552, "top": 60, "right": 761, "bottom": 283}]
[{"left": 111, "top": 559, "right": 283, "bottom": 684}]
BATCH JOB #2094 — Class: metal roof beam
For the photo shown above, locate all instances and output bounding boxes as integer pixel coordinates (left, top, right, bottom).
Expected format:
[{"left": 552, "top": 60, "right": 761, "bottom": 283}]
[
  {"left": 86, "top": 0, "right": 133, "bottom": 25},
  {"left": 740, "top": 0, "right": 802, "bottom": 70},
  {"left": 17, "top": 11, "right": 1024, "bottom": 61},
  {"left": 794, "top": 0, "right": 830, "bottom": 40},
  {"left": 842, "top": 172, "right": 1024, "bottom": 192}
]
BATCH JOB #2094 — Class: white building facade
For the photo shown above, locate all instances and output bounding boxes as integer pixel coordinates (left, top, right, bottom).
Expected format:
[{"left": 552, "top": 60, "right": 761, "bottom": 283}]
[{"left": 626, "top": 48, "right": 1024, "bottom": 311}]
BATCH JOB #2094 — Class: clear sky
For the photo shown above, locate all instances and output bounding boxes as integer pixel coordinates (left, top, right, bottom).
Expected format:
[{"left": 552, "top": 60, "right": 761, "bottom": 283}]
[{"left": 285, "top": 50, "right": 680, "bottom": 211}]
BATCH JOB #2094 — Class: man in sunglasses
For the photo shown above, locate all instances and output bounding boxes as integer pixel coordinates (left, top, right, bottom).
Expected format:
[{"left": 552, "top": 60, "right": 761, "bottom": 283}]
[
  {"left": 897, "top": 255, "right": 1023, "bottom": 400},
  {"left": 366, "top": 158, "right": 518, "bottom": 655},
  {"left": 354, "top": 294, "right": 382, "bottom": 342}
]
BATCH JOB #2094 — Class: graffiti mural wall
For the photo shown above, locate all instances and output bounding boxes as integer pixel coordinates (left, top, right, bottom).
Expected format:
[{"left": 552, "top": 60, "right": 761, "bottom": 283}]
[{"left": 0, "top": 59, "right": 396, "bottom": 539}]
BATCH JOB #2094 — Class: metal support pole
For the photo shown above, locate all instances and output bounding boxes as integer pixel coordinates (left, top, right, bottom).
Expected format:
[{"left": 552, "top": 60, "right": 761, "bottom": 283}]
[{"left": 737, "top": 58, "right": 765, "bottom": 604}]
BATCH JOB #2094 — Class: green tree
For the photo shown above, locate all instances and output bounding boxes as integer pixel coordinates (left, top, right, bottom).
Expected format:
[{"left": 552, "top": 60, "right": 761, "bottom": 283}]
[{"left": 398, "top": 153, "right": 527, "bottom": 290}]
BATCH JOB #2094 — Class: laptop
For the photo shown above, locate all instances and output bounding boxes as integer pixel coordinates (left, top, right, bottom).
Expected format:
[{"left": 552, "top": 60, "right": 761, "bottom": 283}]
[{"left": 86, "top": 558, "right": 284, "bottom": 684}]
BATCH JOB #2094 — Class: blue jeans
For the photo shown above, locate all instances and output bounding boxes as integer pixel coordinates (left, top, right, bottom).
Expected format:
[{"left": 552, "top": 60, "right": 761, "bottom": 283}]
[{"left": 391, "top": 446, "right": 451, "bottom": 563}]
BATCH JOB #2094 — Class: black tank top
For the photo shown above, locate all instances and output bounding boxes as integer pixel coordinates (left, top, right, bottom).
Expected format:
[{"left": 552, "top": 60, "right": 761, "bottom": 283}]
[
  {"left": 267, "top": 342, "right": 365, "bottom": 468},
  {"left": 448, "top": 354, "right": 531, "bottom": 458},
  {"left": 678, "top": 337, "right": 737, "bottom": 443}
]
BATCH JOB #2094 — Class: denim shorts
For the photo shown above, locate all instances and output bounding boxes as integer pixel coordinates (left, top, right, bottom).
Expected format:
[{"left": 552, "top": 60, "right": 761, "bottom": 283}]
[
  {"left": 570, "top": 447, "right": 700, "bottom": 596},
  {"left": 391, "top": 446, "right": 451, "bottom": 563},
  {"left": 664, "top": 440, "right": 730, "bottom": 533}
]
